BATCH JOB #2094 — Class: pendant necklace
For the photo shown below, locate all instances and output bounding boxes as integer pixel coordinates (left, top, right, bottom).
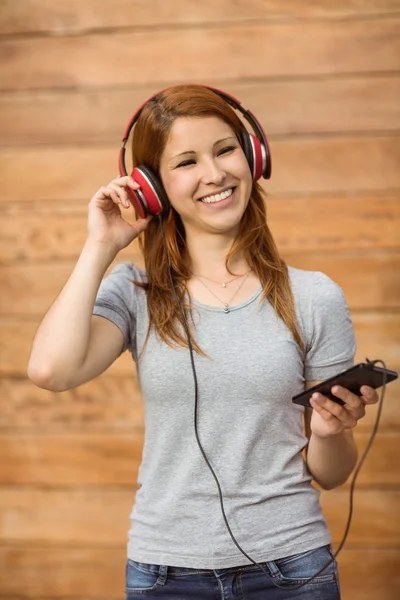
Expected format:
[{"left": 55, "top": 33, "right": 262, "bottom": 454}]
[
  {"left": 193, "top": 268, "right": 252, "bottom": 289},
  {"left": 196, "top": 270, "right": 252, "bottom": 313}
]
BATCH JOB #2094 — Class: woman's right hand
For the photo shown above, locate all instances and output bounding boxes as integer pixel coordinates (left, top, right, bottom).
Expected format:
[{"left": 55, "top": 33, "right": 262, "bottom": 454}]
[{"left": 87, "top": 175, "right": 152, "bottom": 252}]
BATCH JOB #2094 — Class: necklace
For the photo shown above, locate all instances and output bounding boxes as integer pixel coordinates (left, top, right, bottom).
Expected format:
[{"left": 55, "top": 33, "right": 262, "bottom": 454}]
[
  {"left": 192, "top": 268, "right": 252, "bottom": 288},
  {"left": 196, "top": 270, "right": 252, "bottom": 313}
]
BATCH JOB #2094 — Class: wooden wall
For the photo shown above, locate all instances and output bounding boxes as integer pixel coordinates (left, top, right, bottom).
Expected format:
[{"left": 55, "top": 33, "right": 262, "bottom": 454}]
[{"left": 0, "top": 1, "right": 399, "bottom": 597}]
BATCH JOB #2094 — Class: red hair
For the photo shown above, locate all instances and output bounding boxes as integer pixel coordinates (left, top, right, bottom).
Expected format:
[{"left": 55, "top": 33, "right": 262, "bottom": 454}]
[{"left": 131, "top": 85, "right": 304, "bottom": 355}]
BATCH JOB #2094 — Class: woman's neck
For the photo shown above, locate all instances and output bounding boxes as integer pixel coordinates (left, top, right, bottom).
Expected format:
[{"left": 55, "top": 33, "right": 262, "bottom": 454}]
[{"left": 186, "top": 231, "right": 249, "bottom": 279}]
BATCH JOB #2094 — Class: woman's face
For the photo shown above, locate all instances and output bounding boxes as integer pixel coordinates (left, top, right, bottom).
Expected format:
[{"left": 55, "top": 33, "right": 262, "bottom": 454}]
[{"left": 159, "top": 116, "right": 253, "bottom": 237}]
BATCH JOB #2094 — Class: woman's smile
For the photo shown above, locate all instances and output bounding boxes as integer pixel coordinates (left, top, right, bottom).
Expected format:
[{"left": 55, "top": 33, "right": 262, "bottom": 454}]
[{"left": 197, "top": 186, "right": 237, "bottom": 208}]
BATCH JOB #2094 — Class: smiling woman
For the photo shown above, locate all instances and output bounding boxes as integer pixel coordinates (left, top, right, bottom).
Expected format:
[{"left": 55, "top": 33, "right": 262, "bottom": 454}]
[{"left": 27, "top": 83, "right": 380, "bottom": 600}]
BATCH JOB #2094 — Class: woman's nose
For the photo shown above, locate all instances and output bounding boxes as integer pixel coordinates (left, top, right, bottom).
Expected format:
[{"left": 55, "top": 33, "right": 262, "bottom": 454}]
[{"left": 201, "top": 159, "right": 226, "bottom": 185}]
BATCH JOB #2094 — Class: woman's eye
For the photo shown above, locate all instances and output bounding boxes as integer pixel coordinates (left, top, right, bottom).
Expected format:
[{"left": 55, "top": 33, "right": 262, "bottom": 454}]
[
  {"left": 176, "top": 159, "right": 195, "bottom": 168},
  {"left": 218, "top": 145, "right": 237, "bottom": 156}
]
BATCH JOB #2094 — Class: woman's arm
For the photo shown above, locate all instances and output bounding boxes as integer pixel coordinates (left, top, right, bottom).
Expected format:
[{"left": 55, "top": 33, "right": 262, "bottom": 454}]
[
  {"left": 28, "top": 240, "right": 122, "bottom": 392},
  {"left": 28, "top": 175, "right": 150, "bottom": 392},
  {"left": 303, "top": 381, "right": 379, "bottom": 490}
]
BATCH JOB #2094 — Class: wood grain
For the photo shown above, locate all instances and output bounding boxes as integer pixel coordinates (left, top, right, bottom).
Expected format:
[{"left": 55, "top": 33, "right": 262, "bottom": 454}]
[
  {"left": 0, "top": 487, "right": 398, "bottom": 546},
  {"left": 268, "top": 194, "right": 400, "bottom": 253},
  {"left": 0, "top": 546, "right": 398, "bottom": 599},
  {"left": 1, "top": 195, "right": 399, "bottom": 264},
  {"left": 0, "top": 376, "right": 143, "bottom": 429},
  {"left": 2, "top": 0, "right": 400, "bottom": 35},
  {"left": 1, "top": 19, "right": 399, "bottom": 91},
  {"left": 0, "top": 546, "right": 126, "bottom": 598},
  {"left": 1, "top": 136, "right": 399, "bottom": 203},
  {"left": 322, "top": 491, "right": 400, "bottom": 546},
  {"left": 1, "top": 75, "right": 399, "bottom": 146},
  {"left": 1, "top": 312, "right": 399, "bottom": 377},
  {"left": 354, "top": 312, "right": 400, "bottom": 368},
  {"left": 0, "top": 432, "right": 144, "bottom": 485}
]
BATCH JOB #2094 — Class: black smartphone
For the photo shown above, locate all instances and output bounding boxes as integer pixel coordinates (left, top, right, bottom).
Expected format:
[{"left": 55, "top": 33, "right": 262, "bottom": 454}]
[{"left": 292, "top": 362, "right": 398, "bottom": 408}]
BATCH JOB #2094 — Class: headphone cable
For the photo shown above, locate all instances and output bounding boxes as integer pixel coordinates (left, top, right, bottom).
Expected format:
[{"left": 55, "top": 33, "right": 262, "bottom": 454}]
[{"left": 159, "top": 215, "right": 387, "bottom": 590}]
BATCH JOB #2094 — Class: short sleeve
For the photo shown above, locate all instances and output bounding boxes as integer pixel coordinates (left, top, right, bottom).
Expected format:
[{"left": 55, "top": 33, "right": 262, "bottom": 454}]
[
  {"left": 93, "top": 262, "right": 139, "bottom": 354},
  {"left": 304, "top": 272, "right": 356, "bottom": 381}
]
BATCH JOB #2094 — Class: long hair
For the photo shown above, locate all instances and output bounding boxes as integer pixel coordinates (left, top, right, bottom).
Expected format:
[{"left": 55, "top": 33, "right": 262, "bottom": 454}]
[{"left": 130, "top": 85, "right": 305, "bottom": 356}]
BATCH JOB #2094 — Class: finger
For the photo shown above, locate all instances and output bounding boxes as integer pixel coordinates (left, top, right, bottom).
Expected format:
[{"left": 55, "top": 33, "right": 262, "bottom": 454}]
[
  {"left": 310, "top": 394, "right": 359, "bottom": 427},
  {"left": 330, "top": 385, "right": 365, "bottom": 410},
  {"left": 95, "top": 187, "right": 117, "bottom": 203},
  {"left": 134, "top": 214, "right": 153, "bottom": 233},
  {"left": 360, "top": 386, "right": 380, "bottom": 405},
  {"left": 113, "top": 175, "right": 140, "bottom": 190},
  {"left": 108, "top": 183, "right": 130, "bottom": 208},
  {"left": 109, "top": 190, "right": 122, "bottom": 205}
]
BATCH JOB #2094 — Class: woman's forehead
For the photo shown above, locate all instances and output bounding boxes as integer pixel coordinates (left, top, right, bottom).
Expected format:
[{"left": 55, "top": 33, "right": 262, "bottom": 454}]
[{"left": 164, "top": 116, "right": 235, "bottom": 153}]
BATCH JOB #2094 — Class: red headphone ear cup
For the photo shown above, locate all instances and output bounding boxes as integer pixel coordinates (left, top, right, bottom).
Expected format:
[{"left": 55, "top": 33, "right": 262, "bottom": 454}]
[
  {"left": 130, "top": 166, "right": 169, "bottom": 217},
  {"left": 125, "top": 175, "right": 148, "bottom": 219},
  {"left": 249, "top": 134, "right": 264, "bottom": 181},
  {"left": 240, "top": 132, "right": 267, "bottom": 181}
]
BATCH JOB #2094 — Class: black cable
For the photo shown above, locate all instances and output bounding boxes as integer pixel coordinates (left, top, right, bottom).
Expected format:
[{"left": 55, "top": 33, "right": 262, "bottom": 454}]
[{"left": 158, "top": 215, "right": 388, "bottom": 590}]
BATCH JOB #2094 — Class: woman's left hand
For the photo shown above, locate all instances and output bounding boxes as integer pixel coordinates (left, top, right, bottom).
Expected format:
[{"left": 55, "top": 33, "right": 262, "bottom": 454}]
[{"left": 309, "top": 385, "right": 379, "bottom": 438}]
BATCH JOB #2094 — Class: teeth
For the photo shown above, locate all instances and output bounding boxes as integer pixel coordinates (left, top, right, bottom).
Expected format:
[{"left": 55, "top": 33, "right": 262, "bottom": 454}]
[{"left": 201, "top": 188, "right": 233, "bottom": 204}]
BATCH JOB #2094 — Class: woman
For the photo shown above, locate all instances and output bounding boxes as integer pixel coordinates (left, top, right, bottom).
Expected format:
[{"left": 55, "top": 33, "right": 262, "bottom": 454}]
[{"left": 28, "top": 85, "right": 379, "bottom": 599}]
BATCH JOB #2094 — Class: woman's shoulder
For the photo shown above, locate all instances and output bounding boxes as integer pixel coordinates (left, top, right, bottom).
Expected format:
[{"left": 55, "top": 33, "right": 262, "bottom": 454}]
[
  {"left": 287, "top": 265, "right": 349, "bottom": 321},
  {"left": 287, "top": 265, "right": 342, "bottom": 295},
  {"left": 107, "top": 261, "right": 148, "bottom": 283}
]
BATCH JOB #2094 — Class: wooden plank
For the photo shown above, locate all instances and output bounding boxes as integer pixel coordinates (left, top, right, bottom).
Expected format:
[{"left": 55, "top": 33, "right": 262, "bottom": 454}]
[
  {"left": 354, "top": 312, "right": 400, "bottom": 368},
  {"left": 1, "top": 136, "right": 399, "bottom": 203},
  {"left": 322, "top": 491, "right": 400, "bottom": 547},
  {"left": 269, "top": 135, "right": 400, "bottom": 197},
  {"left": 0, "top": 432, "right": 144, "bottom": 486},
  {"left": 0, "top": 487, "right": 134, "bottom": 545},
  {"left": 352, "top": 432, "right": 400, "bottom": 485},
  {"left": 0, "top": 487, "right": 398, "bottom": 546},
  {"left": 0, "top": 546, "right": 126, "bottom": 599},
  {"left": 0, "top": 546, "right": 398, "bottom": 600},
  {"left": 0, "top": 431, "right": 396, "bottom": 487},
  {"left": 337, "top": 549, "right": 400, "bottom": 600},
  {"left": 1, "top": 312, "right": 399, "bottom": 377},
  {"left": 0, "top": 202, "right": 143, "bottom": 263},
  {"left": 1, "top": 75, "right": 399, "bottom": 146},
  {"left": 0, "top": 375, "right": 143, "bottom": 429},
  {"left": 2, "top": 0, "right": 400, "bottom": 36},
  {"left": 1, "top": 252, "right": 399, "bottom": 315},
  {"left": 287, "top": 253, "right": 400, "bottom": 310},
  {"left": 1, "top": 19, "right": 399, "bottom": 91},
  {"left": 268, "top": 194, "right": 400, "bottom": 253},
  {"left": 1, "top": 195, "right": 399, "bottom": 263},
  {"left": 1, "top": 375, "right": 398, "bottom": 431}
]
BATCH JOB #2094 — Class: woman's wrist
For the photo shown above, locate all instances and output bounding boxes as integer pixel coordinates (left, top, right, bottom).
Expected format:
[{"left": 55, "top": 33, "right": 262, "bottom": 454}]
[{"left": 82, "top": 237, "right": 120, "bottom": 265}]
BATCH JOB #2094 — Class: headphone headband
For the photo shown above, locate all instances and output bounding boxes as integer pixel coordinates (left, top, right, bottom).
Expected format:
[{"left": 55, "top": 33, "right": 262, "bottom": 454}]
[{"left": 120, "top": 84, "right": 271, "bottom": 180}]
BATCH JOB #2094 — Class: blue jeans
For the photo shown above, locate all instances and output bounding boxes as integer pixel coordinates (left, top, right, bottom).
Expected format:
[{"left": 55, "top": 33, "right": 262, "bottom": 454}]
[{"left": 125, "top": 544, "right": 341, "bottom": 599}]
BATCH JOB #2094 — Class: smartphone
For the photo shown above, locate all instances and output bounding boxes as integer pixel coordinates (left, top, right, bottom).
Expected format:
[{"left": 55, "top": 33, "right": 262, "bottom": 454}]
[{"left": 292, "top": 362, "right": 398, "bottom": 408}]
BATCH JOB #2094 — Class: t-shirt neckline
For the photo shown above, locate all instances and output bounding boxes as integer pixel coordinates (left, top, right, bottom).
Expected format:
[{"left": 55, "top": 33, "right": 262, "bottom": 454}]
[{"left": 189, "top": 285, "right": 263, "bottom": 313}]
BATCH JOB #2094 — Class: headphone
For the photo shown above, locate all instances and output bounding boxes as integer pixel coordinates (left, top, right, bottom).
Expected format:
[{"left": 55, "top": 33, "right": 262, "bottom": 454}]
[{"left": 118, "top": 85, "right": 272, "bottom": 219}]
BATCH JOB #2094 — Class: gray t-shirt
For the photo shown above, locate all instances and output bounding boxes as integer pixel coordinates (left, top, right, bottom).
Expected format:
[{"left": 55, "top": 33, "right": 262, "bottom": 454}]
[{"left": 93, "top": 262, "right": 356, "bottom": 569}]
